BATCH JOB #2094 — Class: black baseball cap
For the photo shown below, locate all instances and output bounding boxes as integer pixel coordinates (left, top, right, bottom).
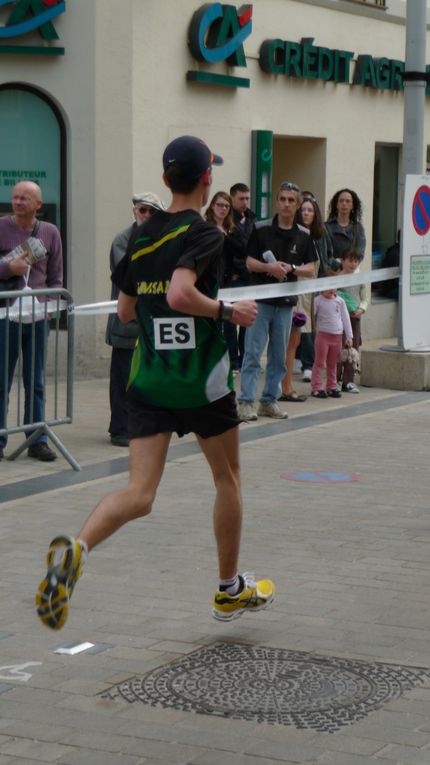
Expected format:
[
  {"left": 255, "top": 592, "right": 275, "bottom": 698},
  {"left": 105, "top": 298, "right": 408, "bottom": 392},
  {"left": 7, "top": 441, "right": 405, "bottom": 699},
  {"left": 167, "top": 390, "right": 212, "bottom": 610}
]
[{"left": 162, "top": 135, "right": 223, "bottom": 180}]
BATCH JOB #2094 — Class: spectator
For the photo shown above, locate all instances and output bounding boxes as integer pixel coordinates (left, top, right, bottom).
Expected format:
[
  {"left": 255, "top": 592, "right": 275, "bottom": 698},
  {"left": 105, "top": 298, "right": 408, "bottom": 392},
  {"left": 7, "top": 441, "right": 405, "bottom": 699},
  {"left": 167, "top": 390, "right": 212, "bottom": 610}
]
[
  {"left": 296, "top": 195, "right": 337, "bottom": 381},
  {"left": 228, "top": 183, "right": 255, "bottom": 370},
  {"left": 237, "top": 181, "right": 315, "bottom": 421},
  {"left": 325, "top": 188, "right": 366, "bottom": 264},
  {"left": 0, "top": 181, "right": 63, "bottom": 462},
  {"left": 230, "top": 182, "right": 256, "bottom": 245},
  {"left": 337, "top": 248, "right": 368, "bottom": 393},
  {"left": 106, "top": 192, "right": 166, "bottom": 447},
  {"left": 205, "top": 191, "right": 246, "bottom": 373},
  {"left": 311, "top": 285, "right": 353, "bottom": 399}
]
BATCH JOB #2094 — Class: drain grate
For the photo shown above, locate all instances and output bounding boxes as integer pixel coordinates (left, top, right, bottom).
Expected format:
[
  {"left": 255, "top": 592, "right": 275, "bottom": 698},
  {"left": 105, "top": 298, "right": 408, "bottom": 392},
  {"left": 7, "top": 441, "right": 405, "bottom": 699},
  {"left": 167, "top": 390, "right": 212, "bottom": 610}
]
[{"left": 101, "top": 642, "right": 430, "bottom": 733}]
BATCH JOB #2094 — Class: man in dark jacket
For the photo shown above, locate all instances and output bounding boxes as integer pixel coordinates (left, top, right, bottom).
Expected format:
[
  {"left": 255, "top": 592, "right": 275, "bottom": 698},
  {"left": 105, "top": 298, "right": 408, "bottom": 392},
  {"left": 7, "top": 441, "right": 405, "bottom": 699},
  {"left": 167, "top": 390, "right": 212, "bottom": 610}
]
[
  {"left": 106, "top": 192, "right": 165, "bottom": 446},
  {"left": 228, "top": 183, "right": 256, "bottom": 370},
  {"left": 238, "top": 182, "right": 315, "bottom": 421},
  {"left": 230, "top": 182, "right": 256, "bottom": 246}
]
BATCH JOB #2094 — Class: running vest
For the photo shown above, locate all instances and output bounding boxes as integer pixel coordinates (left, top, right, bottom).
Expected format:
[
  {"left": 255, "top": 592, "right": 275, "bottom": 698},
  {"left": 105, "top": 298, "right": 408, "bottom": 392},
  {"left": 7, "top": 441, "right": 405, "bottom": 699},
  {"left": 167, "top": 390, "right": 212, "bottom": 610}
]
[{"left": 122, "top": 211, "right": 233, "bottom": 408}]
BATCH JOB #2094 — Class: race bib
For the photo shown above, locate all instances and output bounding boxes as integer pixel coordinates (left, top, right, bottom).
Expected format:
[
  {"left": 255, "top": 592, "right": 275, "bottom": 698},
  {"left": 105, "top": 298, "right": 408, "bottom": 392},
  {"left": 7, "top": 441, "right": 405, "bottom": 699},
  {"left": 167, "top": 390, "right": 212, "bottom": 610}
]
[{"left": 153, "top": 317, "right": 196, "bottom": 350}]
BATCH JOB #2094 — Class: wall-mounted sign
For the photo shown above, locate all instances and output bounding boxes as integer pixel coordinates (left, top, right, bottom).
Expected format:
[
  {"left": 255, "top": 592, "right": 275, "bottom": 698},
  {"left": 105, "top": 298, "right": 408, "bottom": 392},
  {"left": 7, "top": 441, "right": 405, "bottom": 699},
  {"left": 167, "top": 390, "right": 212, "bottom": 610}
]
[
  {"left": 187, "top": 3, "right": 253, "bottom": 88},
  {"left": 260, "top": 36, "right": 406, "bottom": 92},
  {"left": 187, "top": 3, "right": 430, "bottom": 94},
  {"left": 0, "top": 0, "right": 66, "bottom": 56}
]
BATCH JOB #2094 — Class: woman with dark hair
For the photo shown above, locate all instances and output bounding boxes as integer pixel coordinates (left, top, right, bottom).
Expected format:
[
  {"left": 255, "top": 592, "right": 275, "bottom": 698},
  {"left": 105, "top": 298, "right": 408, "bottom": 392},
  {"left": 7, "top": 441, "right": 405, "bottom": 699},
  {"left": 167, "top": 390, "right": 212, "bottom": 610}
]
[
  {"left": 291, "top": 196, "right": 335, "bottom": 384},
  {"left": 279, "top": 197, "right": 321, "bottom": 400},
  {"left": 205, "top": 191, "right": 247, "bottom": 372},
  {"left": 300, "top": 196, "right": 336, "bottom": 276},
  {"left": 325, "top": 188, "right": 366, "bottom": 264}
]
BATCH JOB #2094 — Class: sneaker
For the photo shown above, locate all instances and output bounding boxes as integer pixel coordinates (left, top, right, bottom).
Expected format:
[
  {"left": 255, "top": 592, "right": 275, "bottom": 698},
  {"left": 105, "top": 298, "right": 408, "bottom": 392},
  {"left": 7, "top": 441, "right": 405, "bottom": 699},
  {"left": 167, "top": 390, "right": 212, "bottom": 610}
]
[
  {"left": 293, "top": 359, "right": 302, "bottom": 374},
  {"left": 28, "top": 443, "right": 57, "bottom": 462},
  {"left": 238, "top": 402, "right": 258, "bottom": 421},
  {"left": 257, "top": 401, "right": 288, "bottom": 419},
  {"left": 302, "top": 369, "right": 312, "bottom": 382},
  {"left": 311, "top": 390, "right": 328, "bottom": 399},
  {"left": 213, "top": 573, "right": 275, "bottom": 621},
  {"left": 336, "top": 382, "right": 342, "bottom": 393},
  {"left": 342, "top": 382, "right": 360, "bottom": 394},
  {"left": 35, "top": 535, "right": 84, "bottom": 630},
  {"left": 327, "top": 389, "right": 342, "bottom": 398}
]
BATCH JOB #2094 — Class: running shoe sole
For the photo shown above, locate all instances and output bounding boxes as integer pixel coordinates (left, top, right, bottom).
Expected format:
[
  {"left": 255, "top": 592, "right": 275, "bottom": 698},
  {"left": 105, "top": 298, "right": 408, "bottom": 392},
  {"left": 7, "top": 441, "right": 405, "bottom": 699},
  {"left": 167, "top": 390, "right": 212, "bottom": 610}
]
[{"left": 35, "top": 535, "right": 83, "bottom": 630}]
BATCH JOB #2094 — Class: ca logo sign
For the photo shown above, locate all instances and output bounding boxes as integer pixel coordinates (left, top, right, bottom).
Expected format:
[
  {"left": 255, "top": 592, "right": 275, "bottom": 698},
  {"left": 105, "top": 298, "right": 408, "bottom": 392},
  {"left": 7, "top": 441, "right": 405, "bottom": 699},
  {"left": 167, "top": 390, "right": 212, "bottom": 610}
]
[
  {"left": 189, "top": 3, "right": 252, "bottom": 66},
  {"left": 0, "top": 0, "right": 66, "bottom": 41}
]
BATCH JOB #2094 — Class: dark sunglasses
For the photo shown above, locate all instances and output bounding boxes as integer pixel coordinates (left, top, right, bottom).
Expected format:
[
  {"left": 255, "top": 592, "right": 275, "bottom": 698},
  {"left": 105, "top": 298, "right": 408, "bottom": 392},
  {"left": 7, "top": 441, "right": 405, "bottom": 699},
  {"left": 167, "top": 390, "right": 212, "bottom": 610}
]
[
  {"left": 137, "top": 205, "right": 157, "bottom": 215},
  {"left": 279, "top": 182, "right": 300, "bottom": 192}
]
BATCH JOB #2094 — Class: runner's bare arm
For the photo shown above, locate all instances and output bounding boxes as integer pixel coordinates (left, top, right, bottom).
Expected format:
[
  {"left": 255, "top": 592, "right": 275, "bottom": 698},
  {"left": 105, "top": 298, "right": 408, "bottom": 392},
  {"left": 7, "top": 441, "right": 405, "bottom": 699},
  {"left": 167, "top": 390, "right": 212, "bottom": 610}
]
[
  {"left": 167, "top": 267, "right": 257, "bottom": 327},
  {"left": 118, "top": 291, "right": 137, "bottom": 323}
]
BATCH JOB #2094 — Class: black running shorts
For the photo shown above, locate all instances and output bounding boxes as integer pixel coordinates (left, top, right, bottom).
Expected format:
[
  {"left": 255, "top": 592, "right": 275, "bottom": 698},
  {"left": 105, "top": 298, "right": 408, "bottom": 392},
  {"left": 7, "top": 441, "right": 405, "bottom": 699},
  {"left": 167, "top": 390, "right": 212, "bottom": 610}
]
[{"left": 127, "top": 391, "right": 240, "bottom": 440}]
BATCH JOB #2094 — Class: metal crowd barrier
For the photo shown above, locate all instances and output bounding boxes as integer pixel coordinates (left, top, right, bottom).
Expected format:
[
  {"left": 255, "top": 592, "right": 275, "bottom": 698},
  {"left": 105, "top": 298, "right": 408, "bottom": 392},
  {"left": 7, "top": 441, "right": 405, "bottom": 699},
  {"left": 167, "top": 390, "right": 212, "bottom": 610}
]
[{"left": 0, "top": 287, "right": 80, "bottom": 471}]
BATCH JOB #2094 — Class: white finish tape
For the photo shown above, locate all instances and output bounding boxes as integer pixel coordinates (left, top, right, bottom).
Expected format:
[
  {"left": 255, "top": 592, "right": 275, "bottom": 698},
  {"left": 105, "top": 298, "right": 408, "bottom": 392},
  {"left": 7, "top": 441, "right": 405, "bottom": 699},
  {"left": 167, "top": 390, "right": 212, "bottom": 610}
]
[{"left": 71, "top": 268, "right": 399, "bottom": 317}]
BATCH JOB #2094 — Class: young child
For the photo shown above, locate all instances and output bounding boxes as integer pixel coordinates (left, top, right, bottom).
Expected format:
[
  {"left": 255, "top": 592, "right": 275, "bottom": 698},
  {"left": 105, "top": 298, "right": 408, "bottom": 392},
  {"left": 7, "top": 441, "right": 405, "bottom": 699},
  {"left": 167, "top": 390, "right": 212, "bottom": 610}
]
[
  {"left": 337, "top": 248, "right": 368, "bottom": 393},
  {"left": 311, "top": 287, "right": 353, "bottom": 399}
]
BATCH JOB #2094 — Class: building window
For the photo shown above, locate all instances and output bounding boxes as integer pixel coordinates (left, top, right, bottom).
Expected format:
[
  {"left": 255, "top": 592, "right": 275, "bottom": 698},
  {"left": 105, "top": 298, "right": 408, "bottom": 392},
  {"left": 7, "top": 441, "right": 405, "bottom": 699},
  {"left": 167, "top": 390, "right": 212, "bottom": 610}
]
[{"left": 372, "top": 144, "right": 400, "bottom": 300}]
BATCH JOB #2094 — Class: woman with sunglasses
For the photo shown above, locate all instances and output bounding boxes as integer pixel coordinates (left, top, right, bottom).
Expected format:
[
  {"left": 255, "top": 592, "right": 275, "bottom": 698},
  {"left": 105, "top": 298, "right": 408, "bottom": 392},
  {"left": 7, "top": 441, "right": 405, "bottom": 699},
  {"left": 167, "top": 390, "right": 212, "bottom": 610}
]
[{"left": 205, "top": 191, "right": 247, "bottom": 373}]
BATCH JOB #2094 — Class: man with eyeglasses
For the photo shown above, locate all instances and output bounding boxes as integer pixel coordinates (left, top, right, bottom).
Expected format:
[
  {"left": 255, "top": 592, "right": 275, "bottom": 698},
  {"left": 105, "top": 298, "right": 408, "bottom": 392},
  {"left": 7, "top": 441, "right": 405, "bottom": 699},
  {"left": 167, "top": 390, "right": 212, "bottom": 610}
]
[
  {"left": 238, "top": 181, "right": 316, "bottom": 421},
  {"left": 106, "top": 192, "right": 166, "bottom": 447}
]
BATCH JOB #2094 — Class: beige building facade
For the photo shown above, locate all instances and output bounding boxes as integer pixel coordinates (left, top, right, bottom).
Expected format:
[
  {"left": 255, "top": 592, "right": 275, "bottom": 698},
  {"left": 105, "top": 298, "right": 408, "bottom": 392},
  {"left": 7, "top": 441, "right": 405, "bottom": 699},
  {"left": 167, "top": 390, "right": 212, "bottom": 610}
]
[{"left": 0, "top": 0, "right": 428, "bottom": 372}]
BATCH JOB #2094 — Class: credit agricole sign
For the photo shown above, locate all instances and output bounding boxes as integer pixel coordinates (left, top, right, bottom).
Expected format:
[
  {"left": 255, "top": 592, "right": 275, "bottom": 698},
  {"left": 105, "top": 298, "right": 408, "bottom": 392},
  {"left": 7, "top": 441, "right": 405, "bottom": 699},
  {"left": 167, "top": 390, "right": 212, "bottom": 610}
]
[
  {"left": 187, "top": 2, "right": 430, "bottom": 94},
  {"left": 0, "top": 0, "right": 65, "bottom": 56}
]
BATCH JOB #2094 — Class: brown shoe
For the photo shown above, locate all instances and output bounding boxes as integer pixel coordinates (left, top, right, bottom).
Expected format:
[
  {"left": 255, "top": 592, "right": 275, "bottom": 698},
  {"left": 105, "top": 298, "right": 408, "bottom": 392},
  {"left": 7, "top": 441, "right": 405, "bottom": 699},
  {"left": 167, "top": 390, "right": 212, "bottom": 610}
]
[{"left": 28, "top": 443, "right": 57, "bottom": 462}]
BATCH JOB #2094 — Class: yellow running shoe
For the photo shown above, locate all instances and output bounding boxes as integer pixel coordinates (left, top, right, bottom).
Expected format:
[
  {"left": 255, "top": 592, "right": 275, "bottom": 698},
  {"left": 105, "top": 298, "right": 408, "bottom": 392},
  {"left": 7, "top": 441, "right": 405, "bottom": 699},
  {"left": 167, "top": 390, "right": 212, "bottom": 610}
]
[
  {"left": 212, "top": 573, "right": 275, "bottom": 621},
  {"left": 35, "top": 535, "right": 84, "bottom": 630}
]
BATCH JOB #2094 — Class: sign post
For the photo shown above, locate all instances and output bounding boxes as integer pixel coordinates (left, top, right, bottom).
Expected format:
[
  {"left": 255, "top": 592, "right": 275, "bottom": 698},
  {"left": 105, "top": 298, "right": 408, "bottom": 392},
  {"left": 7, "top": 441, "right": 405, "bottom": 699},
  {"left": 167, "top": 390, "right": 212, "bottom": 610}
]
[{"left": 400, "top": 175, "right": 430, "bottom": 351}]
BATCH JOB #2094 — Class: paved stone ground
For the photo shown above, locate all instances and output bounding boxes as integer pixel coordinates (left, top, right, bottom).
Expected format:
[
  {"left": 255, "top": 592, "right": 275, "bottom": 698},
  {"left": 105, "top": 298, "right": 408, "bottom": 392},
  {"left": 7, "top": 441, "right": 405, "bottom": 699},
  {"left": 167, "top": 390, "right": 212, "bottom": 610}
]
[{"left": 0, "top": 374, "right": 430, "bottom": 764}]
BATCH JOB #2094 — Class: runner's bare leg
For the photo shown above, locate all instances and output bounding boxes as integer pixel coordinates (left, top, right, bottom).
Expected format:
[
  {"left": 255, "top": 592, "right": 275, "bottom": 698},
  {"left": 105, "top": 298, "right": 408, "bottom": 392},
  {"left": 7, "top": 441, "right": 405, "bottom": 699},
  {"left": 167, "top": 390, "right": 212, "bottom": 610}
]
[
  {"left": 197, "top": 426, "right": 242, "bottom": 580},
  {"left": 78, "top": 433, "right": 172, "bottom": 551}
]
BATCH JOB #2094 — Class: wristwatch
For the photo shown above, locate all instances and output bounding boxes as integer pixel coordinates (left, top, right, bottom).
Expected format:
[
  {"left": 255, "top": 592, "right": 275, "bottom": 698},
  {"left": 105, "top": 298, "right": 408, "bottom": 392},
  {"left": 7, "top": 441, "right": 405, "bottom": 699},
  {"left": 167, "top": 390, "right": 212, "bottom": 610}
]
[{"left": 218, "top": 300, "right": 234, "bottom": 321}]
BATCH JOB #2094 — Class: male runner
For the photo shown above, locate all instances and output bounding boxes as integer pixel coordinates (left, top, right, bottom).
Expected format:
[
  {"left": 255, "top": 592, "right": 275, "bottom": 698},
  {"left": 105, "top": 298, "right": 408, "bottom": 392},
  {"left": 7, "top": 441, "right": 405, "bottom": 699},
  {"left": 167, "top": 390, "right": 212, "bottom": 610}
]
[{"left": 35, "top": 135, "right": 275, "bottom": 630}]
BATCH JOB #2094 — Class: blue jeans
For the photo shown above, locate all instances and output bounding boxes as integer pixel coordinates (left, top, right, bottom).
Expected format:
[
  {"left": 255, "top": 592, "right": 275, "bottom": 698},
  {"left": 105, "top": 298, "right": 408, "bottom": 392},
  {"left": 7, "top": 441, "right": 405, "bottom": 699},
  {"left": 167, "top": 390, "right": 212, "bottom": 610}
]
[
  {"left": 0, "top": 319, "right": 49, "bottom": 448},
  {"left": 238, "top": 303, "right": 292, "bottom": 405}
]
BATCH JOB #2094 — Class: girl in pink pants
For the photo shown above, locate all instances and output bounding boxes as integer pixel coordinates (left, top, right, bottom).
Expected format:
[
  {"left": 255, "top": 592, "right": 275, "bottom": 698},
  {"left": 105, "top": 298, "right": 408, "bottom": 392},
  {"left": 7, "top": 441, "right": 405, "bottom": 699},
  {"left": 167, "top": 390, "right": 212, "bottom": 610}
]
[{"left": 311, "top": 288, "right": 353, "bottom": 399}]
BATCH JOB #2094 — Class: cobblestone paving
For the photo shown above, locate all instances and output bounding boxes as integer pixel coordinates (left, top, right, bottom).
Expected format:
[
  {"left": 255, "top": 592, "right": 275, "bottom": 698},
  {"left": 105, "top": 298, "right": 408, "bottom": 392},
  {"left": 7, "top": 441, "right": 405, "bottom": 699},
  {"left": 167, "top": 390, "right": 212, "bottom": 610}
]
[{"left": 0, "top": 380, "right": 429, "bottom": 763}]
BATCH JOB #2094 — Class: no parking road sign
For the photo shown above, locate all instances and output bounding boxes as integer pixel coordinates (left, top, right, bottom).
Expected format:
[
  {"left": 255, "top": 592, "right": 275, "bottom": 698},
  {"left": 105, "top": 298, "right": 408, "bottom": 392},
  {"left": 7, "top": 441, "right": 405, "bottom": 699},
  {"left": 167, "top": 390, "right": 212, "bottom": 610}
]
[
  {"left": 401, "top": 175, "right": 430, "bottom": 350},
  {"left": 412, "top": 185, "right": 430, "bottom": 236}
]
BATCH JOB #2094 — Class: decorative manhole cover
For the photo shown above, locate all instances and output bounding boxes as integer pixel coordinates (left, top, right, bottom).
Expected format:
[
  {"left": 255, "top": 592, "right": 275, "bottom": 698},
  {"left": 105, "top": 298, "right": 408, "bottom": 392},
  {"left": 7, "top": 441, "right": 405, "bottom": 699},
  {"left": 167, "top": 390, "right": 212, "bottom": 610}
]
[{"left": 101, "top": 642, "right": 430, "bottom": 732}]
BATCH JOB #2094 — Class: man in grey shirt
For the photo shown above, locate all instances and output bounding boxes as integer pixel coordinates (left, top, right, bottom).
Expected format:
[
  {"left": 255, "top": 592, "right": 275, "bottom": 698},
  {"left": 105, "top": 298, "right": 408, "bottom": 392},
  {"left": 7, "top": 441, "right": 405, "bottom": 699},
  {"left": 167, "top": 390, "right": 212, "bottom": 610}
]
[{"left": 106, "top": 192, "right": 165, "bottom": 446}]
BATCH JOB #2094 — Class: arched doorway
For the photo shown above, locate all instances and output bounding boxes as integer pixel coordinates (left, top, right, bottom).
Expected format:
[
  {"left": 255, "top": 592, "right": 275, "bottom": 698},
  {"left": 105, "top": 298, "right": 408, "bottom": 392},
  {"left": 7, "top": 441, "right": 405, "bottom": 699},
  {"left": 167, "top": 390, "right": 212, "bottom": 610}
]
[{"left": 0, "top": 84, "right": 67, "bottom": 282}]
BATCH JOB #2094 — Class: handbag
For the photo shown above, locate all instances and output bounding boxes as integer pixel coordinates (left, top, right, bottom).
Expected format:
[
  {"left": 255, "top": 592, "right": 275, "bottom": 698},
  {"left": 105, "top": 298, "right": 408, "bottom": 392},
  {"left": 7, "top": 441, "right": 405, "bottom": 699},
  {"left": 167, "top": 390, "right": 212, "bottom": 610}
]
[{"left": 0, "top": 219, "right": 40, "bottom": 297}]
